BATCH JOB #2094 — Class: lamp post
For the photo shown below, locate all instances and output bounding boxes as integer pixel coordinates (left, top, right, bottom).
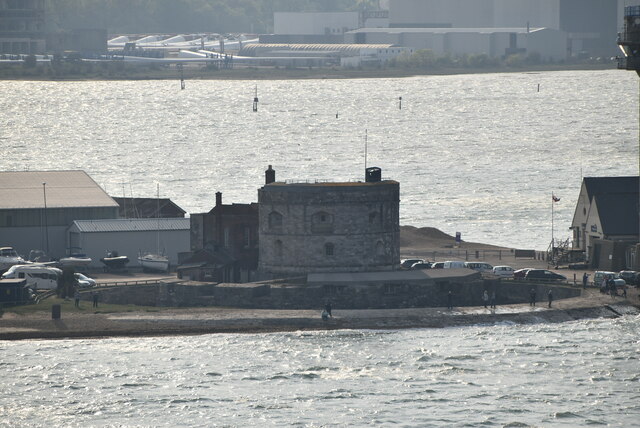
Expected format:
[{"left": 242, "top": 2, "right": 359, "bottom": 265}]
[{"left": 42, "top": 182, "right": 49, "bottom": 255}]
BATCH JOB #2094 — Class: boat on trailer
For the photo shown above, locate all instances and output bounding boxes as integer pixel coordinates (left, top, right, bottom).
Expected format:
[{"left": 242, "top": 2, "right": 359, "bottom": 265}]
[{"left": 100, "top": 250, "right": 129, "bottom": 271}]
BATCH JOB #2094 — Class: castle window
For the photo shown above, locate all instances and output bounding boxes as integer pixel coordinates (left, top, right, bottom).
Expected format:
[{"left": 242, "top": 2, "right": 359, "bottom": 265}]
[
  {"left": 269, "top": 211, "right": 283, "bottom": 229},
  {"left": 325, "top": 243, "right": 334, "bottom": 256},
  {"left": 312, "top": 211, "right": 333, "bottom": 234}
]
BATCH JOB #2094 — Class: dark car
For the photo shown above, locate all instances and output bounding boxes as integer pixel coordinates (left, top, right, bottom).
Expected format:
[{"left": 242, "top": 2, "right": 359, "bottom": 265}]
[
  {"left": 525, "top": 269, "right": 566, "bottom": 282},
  {"left": 619, "top": 270, "right": 639, "bottom": 286},
  {"left": 513, "top": 268, "right": 532, "bottom": 279},
  {"left": 431, "top": 262, "right": 445, "bottom": 269},
  {"left": 411, "top": 262, "right": 432, "bottom": 270},
  {"left": 401, "top": 258, "right": 424, "bottom": 269}
]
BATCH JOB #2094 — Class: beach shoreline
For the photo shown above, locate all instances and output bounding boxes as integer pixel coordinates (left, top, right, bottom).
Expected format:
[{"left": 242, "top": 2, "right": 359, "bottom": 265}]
[{"left": 1, "top": 288, "right": 638, "bottom": 341}]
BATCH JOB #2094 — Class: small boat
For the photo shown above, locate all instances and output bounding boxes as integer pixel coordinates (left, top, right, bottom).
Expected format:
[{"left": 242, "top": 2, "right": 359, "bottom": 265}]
[
  {"left": 138, "top": 253, "right": 170, "bottom": 273},
  {"left": 59, "top": 254, "right": 92, "bottom": 268},
  {"left": 100, "top": 250, "right": 129, "bottom": 271},
  {"left": 0, "top": 247, "right": 26, "bottom": 271}
]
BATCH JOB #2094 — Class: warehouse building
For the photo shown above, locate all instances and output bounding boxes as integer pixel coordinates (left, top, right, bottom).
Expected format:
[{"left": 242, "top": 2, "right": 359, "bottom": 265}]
[{"left": 0, "top": 170, "right": 119, "bottom": 258}]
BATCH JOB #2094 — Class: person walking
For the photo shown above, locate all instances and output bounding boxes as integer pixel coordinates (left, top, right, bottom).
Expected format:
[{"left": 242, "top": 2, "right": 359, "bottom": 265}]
[
  {"left": 324, "top": 301, "right": 332, "bottom": 318},
  {"left": 92, "top": 292, "right": 99, "bottom": 308},
  {"left": 490, "top": 291, "right": 496, "bottom": 309},
  {"left": 482, "top": 290, "right": 489, "bottom": 308},
  {"left": 582, "top": 272, "right": 589, "bottom": 289},
  {"left": 547, "top": 289, "right": 553, "bottom": 308},
  {"left": 74, "top": 289, "right": 80, "bottom": 308},
  {"left": 529, "top": 288, "right": 536, "bottom": 307},
  {"left": 447, "top": 290, "right": 453, "bottom": 310}
]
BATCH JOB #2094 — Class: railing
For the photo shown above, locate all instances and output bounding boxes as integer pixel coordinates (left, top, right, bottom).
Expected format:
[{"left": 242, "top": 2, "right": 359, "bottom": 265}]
[
  {"left": 407, "top": 249, "right": 546, "bottom": 262},
  {"left": 94, "top": 279, "right": 167, "bottom": 288}
]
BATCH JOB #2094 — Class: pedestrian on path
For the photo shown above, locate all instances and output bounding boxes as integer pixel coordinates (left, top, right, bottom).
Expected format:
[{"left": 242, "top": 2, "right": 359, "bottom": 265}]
[
  {"left": 582, "top": 272, "right": 589, "bottom": 289},
  {"left": 482, "top": 290, "right": 489, "bottom": 308},
  {"left": 324, "top": 301, "right": 332, "bottom": 318},
  {"left": 74, "top": 290, "right": 80, "bottom": 308},
  {"left": 490, "top": 291, "right": 496, "bottom": 309},
  {"left": 529, "top": 288, "right": 536, "bottom": 306},
  {"left": 447, "top": 290, "right": 453, "bottom": 310},
  {"left": 92, "top": 292, "right": 99, "bottom": 308},
  {"left": 548, "top": 289, "right": 553, "bottom": 308}
]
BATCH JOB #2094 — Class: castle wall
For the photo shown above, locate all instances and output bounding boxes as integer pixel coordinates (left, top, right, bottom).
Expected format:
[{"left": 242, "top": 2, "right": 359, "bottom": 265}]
[{"left": 258, "top": 181, "right": 400, "bottom": 276}]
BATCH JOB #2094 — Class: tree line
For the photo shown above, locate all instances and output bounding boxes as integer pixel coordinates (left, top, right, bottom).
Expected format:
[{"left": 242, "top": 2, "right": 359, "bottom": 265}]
[{"left": 45, "top": 0, "right": 379, "bottom": 35}]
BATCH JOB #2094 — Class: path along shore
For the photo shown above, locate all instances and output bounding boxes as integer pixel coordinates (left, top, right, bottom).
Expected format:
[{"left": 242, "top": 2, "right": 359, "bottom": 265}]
[{"left": 1, "top": 288, "right": 638, "bottom": 341}]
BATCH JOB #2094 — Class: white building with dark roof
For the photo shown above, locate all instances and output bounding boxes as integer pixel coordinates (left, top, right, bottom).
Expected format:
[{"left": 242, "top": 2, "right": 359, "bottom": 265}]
[
  {"left": 67, "top": 218, "right": 190, "bottom": 268},
  {"left": 0, "top": 170, "right": 119, "bottom": 258}
]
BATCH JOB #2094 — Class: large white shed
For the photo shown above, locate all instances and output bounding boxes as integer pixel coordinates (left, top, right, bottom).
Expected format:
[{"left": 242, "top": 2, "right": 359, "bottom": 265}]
[{"left": 67, "top": 218, "right": 190, "bottom": 269}]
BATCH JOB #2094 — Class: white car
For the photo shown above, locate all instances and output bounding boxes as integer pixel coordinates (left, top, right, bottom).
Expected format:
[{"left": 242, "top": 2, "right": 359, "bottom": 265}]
[
  {"left": 465, "top": 262, "right": 494, "bottom": 272},
  {"left": 75, "top": 273, "right": 97, "bottom": 288},
  {"left": 492, "top": 265, "right": 515, "bottom": 278}
]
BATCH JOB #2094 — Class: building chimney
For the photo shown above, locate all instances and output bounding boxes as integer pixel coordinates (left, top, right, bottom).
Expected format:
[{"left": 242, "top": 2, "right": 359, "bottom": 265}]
[
  {"left": 215, "top": 191, "right": 222, "bottom": 207},
  {"left": 265, "top": 165, "right": 276, "bottom": 184}
]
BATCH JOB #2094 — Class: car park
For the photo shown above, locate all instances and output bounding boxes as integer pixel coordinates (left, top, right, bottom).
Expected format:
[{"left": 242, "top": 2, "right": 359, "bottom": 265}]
[
  {"left": 525, "top": 269, "right": 566, "bottom": 282},
  {"left": 465, "top": 262, "right": 493, "bottom": 272},
  {"left": 492, "top": 265, "right": 515, "bottom": 278},
  {"left": 401, "top": 258, "right": 424, "bottom": 269},
  {"left": 75, "top": 272, "right": 97, "bottom": 288}
]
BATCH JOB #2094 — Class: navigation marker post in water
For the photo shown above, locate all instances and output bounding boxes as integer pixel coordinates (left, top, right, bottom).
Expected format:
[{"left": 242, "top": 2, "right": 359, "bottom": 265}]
[
  {"left": 253, "top": 85, "right": 258, "bottom": 112},
  {"left": 399, "top": 96, "right": 402, "bottom": 109}
]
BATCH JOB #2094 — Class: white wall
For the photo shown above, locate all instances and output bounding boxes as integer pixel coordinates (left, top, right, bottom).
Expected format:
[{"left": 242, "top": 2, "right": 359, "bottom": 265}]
[
  {"left": 389, "top": 0, "right": 560, "bottom": 28},
  {"left": 274, "top": 12, "right": 359, "bottom": 35},
  {"left": 68, "top": 230, "right": 190, "bottom": 268}
]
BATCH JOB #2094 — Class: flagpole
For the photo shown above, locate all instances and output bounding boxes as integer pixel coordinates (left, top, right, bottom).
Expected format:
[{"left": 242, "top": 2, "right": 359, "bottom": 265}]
[{"left": 551, "top": 192, "right": 554, "bottom": 259}]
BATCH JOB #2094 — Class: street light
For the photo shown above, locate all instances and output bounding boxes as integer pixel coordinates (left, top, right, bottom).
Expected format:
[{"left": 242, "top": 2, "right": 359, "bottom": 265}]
[{"left": 42, "top": 182, "right": 49, "bottom": 255}]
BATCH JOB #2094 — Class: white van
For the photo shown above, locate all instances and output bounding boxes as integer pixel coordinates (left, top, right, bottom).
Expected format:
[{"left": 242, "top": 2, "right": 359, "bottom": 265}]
[
  {"left": 1, "top": 265, "right": 61, "bottom": 290},
  {"left": 465, "top": 262, "right": 494, "bottom": 272},
  {"left": 443, "top": 260, "right": 466, "bottom": 269}
]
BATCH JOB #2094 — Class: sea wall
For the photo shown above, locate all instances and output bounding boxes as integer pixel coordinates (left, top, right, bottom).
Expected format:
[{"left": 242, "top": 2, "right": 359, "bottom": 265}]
[{"left": 85, "top": 279, "right": 582, "bottom": 310}]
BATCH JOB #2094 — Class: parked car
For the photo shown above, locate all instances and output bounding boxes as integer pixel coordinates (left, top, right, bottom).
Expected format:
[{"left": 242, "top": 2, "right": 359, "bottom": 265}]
[
  {"left": 411, "top": 262, "right": 432, "bottom": 270},
  {"left": 492, "top": 265, "right": 515, "bottom": 278},
  {"left": 618, "top": 270, "right": 639, "bottom": 286},
  {"left": 75, "top": 272, "right": 96, "bottom": 288},
  {"left": 465, "top": 262, "right": 493, "bottom": 272},
  {"left": 431, "top": 262, "right": 445, "bottom": 269},
  {"left": 525, "top": 269, "right": 567, "bottom": 282},
  {"left": 401, "top": 258, "right": 424, "bottom": 269},
  {"left": 513, "top": 268, "right": 532, "bottom": 279},
  {"left": 593, "top": 271, "right": 625, "bottom": 287},
  {"left": 443, "top": 260, "right": 466, "bottom": 269}
]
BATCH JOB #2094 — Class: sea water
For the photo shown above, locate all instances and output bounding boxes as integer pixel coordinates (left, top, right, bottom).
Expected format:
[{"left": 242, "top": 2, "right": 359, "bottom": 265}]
[
  {"left": 1, "top": 70, "right": 639, "bottom": 426},
  {"left": 0, "top": 316, "right": 638, "bottom": 427},
  {"left": 1, "top": 70, "right": 637, "bottom": 250}
]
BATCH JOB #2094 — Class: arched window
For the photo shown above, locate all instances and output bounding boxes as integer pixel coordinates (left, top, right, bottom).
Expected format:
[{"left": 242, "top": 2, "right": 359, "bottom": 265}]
[
  {"left": 269, "top": 211, "right": 283, "bottom": 229},
  {"left": 325, "top": 242, "right": 334, "bottom": 256}
]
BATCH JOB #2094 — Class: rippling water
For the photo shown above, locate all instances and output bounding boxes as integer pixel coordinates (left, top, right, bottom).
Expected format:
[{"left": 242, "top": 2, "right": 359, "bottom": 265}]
[
  {"left": 1, "top": 70, "right": 637, "bottom": 249},
  {"left": 1, "top": 317, "right": 638, "bottom": 427}
]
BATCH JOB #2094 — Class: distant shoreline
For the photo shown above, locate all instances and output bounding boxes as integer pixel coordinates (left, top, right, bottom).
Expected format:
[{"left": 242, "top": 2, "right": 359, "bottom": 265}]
[{"left": 0, "top": 63, "right": 615, "bottom": 81}]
